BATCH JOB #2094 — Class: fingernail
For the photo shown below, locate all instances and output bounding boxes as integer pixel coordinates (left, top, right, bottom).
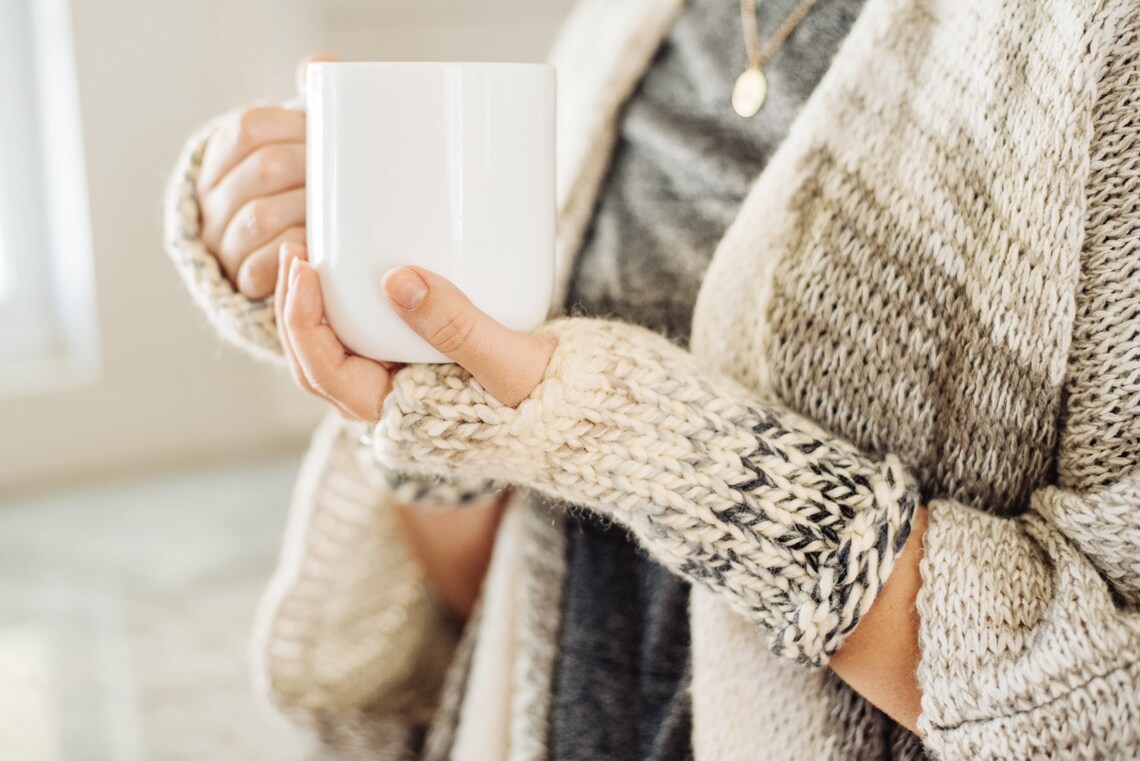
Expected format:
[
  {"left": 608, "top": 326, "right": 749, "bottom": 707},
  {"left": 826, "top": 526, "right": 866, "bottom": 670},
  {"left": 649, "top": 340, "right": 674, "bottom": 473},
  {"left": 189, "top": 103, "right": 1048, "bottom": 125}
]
[
  {"left": 383, "top": 267, "right": 428, "bottom": 310},
  {"left": 289, "top": 256, "right": 301, "bottom": 283}
]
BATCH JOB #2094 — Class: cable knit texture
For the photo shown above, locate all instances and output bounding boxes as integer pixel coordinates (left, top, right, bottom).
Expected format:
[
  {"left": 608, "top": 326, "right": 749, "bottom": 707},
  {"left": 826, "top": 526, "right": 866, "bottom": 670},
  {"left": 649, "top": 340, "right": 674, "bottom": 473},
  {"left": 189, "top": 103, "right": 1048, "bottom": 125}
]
[
  {"left": 373, "top": 317, "right": 918, "bottom": 665},
  {"left": 163, "top": 0, "right": 1140, "bottom": 757}
]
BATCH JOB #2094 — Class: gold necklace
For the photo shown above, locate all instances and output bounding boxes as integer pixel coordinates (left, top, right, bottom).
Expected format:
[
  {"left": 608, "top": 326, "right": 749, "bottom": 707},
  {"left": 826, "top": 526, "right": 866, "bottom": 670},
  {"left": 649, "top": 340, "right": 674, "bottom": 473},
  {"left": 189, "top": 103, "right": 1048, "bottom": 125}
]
[{"left": 733, "top": 0, "right": 822, "bottom": 117}]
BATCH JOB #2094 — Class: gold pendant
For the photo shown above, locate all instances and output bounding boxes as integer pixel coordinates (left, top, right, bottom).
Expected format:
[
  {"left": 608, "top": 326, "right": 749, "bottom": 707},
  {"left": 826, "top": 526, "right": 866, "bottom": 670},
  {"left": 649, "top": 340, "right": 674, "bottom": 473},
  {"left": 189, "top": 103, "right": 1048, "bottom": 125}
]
[{"left": 732, "top": 66, "right": 767, "bottom": 117}]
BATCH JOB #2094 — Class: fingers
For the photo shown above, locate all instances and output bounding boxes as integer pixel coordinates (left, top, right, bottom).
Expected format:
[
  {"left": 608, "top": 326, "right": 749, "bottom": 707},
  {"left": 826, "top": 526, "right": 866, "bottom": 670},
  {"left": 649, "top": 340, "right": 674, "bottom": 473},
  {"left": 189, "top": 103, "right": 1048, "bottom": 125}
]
[
  {"left": 200, "top": 142, "right": 306, "bottom": 253},
  {"left": 197, "top": 106, "right": 305, "bottom": 193},
  {"left": 382, "top": 266, "right": 554, "bottom": 407},
  {"left": 217, "top": 188, "right": 306, "bottom": 283},
  {"left": 283, "top": 258, "right": 393, "bottom": 421},
  {"left": 275, "top": 243, "right": 318, "bottom": 397},
  {"left": 238, "top": 226, "right": 306, "bottom": 300},
  {"left": 196, "top": 104, "right": 306, "bottom": 297},
  {"left": 295, "top": 52, "right": 341, "bottom": 97},
  {"left": 276, "top": 243, "right": 359, "bottom": 419}
]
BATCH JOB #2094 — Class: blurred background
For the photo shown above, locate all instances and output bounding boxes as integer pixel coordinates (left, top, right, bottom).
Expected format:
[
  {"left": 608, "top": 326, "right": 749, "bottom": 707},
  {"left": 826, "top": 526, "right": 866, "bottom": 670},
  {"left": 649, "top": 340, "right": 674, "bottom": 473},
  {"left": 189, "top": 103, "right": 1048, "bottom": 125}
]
[{"left": 0, "top": 1, "right": 574, "bottom": 758}]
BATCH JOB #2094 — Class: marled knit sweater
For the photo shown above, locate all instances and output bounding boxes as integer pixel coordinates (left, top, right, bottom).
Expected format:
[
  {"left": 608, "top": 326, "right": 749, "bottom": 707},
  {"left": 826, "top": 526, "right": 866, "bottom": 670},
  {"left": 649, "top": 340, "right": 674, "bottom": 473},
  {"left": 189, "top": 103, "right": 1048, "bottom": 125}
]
[{"left": 164, "top": 0, "right": 1140, "bottom": 758}]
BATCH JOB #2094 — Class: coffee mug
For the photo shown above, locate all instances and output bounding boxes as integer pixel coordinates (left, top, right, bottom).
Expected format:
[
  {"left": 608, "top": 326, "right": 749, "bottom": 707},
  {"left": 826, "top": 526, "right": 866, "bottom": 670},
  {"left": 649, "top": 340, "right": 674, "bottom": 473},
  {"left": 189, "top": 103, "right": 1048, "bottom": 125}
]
[{"left": 305, "top": 62, "right": 557, "bottom": 364}]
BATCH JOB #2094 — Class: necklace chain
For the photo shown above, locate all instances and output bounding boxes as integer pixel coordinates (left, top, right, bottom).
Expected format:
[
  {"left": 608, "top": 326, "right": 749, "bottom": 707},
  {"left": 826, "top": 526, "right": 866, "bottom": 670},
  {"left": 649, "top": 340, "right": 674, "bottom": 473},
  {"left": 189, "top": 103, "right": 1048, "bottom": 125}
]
[
  {"left": 740, "top": 0, "right": 823, "bottom": 70},
  {"left": 733, "top": 0, "right": 822, "bottom": 116}
]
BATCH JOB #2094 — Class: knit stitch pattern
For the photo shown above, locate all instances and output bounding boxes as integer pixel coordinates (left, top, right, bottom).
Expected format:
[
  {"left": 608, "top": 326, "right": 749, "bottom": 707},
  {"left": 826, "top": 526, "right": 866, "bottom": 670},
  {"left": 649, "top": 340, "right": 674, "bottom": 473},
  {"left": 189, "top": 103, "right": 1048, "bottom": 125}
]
[
  {"left": 163, "top": 117, "right": 284, "bottom": 363},
  {"left": 681, "top": 0, "right": 1140, "bottom": 755},
  {"left": 249, "top": 413, "right": 459, "bottom": 728},
  {"left": 373, "top": 317, "right": 918, "bottom": 665}
]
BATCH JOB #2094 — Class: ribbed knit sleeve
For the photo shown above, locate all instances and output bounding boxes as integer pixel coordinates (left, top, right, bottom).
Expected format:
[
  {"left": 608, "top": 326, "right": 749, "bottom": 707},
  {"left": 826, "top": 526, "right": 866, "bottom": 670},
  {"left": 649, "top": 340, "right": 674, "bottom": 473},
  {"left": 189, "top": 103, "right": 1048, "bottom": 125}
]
[
  {"left": 372, "top": 317, "right": 919, "bottom": 665},
  {"left": 251, "top": 412, "right": 460, "bottom": 734}
]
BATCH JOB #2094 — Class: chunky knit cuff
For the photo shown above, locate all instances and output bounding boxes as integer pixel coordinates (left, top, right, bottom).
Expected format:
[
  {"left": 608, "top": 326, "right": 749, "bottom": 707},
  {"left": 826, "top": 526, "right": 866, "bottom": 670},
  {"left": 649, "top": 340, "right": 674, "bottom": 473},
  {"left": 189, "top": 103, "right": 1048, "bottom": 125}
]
[
  {"left": 383, "top": 469, "right": 503, "bottom": 509},
  {"left": 373, "top": 317, "right": 919, "bottom": 664},
  {"left": 163, "top": 117, "right": 284, "bottom": 363},
  {"left": 349, "top": 421, "right": 502, "bottom": 509}
]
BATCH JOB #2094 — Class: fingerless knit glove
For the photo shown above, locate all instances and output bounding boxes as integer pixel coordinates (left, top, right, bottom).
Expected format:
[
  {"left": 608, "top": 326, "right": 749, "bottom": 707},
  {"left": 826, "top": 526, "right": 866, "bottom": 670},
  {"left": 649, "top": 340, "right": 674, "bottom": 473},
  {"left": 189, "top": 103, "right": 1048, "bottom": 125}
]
[{"left": 370, "top": 318, "right": 918, "bottom": 665}]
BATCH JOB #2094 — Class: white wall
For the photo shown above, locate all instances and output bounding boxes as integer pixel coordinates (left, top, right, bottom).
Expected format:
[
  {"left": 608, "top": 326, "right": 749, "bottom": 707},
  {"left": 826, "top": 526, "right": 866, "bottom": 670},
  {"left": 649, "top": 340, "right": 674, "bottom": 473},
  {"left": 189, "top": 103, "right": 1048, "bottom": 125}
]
[{"left": 0, "top": 0, "right": 575, "bottom": 493}]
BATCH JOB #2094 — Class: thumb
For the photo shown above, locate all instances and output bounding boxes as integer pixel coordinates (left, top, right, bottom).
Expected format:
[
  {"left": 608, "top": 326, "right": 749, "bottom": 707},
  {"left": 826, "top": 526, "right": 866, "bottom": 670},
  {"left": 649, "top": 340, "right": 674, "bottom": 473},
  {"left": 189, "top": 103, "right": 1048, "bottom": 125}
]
[
  {"left": 381, "top": 266, "right": 552, "bottom": 406},
  {"left": 295, "top": 52, "right": 341, "bottom": 98}
]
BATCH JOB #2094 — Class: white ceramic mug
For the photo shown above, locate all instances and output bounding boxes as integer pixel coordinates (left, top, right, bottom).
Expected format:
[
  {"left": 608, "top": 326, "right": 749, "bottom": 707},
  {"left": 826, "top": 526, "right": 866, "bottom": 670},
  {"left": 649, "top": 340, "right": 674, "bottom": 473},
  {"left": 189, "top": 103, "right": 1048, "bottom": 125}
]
[{"left": 306, "top": 62, "right": 557, "bottom": 363}]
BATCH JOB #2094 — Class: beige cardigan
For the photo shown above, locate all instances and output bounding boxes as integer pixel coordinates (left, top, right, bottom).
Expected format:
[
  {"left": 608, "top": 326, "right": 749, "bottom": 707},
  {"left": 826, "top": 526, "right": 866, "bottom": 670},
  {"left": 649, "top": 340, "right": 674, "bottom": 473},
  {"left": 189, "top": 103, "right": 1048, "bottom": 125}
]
[{"left": 165, "top": 0, "right": 1140, "bottom": 758}]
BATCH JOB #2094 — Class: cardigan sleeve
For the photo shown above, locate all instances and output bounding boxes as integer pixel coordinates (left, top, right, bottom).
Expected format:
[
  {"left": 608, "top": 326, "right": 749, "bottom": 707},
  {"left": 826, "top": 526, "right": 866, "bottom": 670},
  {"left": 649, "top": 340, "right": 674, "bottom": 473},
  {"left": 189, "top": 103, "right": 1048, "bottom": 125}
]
[
  {"left": 163, "top": 114, "right": 284, "bottom": 363},
  {"left": 914, "top": 481, "right": 1140, "bottom": 758},
  {"left": 372, "top": 316, "right": 920, "bottom": 666},
  {"left": 912, "top": 13, "right": 1140, "bottom": 756},
  {"left": 250, "top": 410, "right": 461, "bottom": 738},
  {"left": 369, "top": 301, "right": 1140, "bottom": 757}
]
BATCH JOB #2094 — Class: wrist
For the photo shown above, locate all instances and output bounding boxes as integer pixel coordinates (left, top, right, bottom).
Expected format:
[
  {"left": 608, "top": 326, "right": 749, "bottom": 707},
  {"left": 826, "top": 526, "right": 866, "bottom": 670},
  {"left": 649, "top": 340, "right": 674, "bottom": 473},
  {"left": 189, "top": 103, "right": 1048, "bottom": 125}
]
[
  {"left": 393, "top": 490, "right": 508, "bottom": 621},
  {"left": 354, "top": 417, "right": 502, "bottom": 508},
  {"left": 829, "top": 504, "right": 928, "bottom": 733}
]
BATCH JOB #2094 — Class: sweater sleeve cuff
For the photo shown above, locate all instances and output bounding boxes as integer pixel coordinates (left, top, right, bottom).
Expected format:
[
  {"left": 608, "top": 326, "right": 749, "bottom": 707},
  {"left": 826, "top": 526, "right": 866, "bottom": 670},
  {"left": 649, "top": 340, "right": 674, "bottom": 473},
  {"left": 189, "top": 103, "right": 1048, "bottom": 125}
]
[
  {"left": 344, "top": 419, "right": 503, "bottom": 509},
  {"left": 162, "top": 116, "right": 284, "bottom": 362},
  {"left": 373, "top": 317, "right": 918, "bottom": 665}
]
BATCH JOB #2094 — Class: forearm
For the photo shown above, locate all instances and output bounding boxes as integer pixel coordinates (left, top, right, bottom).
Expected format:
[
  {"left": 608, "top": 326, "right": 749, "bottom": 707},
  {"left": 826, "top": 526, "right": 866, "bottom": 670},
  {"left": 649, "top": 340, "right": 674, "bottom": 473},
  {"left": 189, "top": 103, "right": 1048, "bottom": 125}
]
[
  {"left": 392, "top": 489, "right": 507, "bottom": 621},
  {"left": 829, "top": 504, "right": 927, "bottom": 734}
]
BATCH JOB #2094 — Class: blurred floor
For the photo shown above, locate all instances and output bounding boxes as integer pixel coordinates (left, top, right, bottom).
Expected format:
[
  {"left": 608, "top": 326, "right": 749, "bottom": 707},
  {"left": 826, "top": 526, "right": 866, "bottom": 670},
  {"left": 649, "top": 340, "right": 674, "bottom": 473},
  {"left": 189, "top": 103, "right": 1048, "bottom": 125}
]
[{"left": 0, "top": 456, "right": 316, "bottom": 761}]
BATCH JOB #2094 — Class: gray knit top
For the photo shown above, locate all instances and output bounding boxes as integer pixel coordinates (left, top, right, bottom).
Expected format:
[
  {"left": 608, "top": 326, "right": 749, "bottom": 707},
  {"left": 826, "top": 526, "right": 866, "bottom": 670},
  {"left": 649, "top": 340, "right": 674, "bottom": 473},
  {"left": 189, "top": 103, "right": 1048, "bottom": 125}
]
[{"left": 554, "top": 0, "right": 866, "bottom": 757}]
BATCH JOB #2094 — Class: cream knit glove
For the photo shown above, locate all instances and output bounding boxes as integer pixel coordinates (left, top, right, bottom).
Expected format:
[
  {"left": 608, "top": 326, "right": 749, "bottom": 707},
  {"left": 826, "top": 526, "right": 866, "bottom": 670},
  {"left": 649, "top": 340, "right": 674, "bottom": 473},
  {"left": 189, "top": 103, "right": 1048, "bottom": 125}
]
[{"left": 372, "top": 317, "right": 919, "bottom": 665}]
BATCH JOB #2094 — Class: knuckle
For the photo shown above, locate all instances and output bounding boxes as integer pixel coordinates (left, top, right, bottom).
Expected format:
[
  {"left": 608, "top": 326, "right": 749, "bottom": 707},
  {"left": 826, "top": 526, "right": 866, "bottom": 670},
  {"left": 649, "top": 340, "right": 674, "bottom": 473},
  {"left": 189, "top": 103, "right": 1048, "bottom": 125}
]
[
  {"left": 235, "top": 106, "right": 272, "bottom": 149},
  {"left": 255, "top": 143, "right": 292, "bottom": 184},
  {"left": 244, "top": 199, "right": 276, "bottom": 239},
  {"left": 309, "top": 374, "right": 336, "bottom": 399},
  {"left": 428, "top": 308, "right": 476, "bottom": 355},
  {"left": 198, "top": 202, "right": 221, "bottom": 245},
  {"left": 245, "top": 265, "right": 274, "bottom": 298}
]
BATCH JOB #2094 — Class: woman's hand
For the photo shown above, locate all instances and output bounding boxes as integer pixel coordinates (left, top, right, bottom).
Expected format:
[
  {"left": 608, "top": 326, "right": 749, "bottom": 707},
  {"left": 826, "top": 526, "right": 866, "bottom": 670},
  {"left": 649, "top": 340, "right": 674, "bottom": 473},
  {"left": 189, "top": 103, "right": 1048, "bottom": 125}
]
[
  {"left": 196, "top": 55, "right": 334, "bottom": 299},
  {"left": 275, "top": 242, "right": 556, "bottom": 420}
]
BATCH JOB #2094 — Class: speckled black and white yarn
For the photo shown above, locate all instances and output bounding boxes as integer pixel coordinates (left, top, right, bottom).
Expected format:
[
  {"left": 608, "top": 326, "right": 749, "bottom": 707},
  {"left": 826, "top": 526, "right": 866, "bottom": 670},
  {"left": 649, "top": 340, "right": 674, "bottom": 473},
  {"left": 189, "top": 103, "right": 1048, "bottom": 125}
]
[{"left": 373, "top": 317, "right": 918, "bottom": 665}]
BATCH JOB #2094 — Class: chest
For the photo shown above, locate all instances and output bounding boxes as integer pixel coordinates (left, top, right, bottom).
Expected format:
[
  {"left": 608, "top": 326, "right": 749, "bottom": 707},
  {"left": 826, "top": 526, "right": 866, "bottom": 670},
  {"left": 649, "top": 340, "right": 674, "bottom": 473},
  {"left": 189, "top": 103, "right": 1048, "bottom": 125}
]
[
  {"left": 551, "top": 0, "right": 1100, "bottom": 516},
  {"left": 687, "top": 0, "right": 1098, "bottom": 514},
  {"left": 566, "top": 0, "right": 868, "bottom": 345}
]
